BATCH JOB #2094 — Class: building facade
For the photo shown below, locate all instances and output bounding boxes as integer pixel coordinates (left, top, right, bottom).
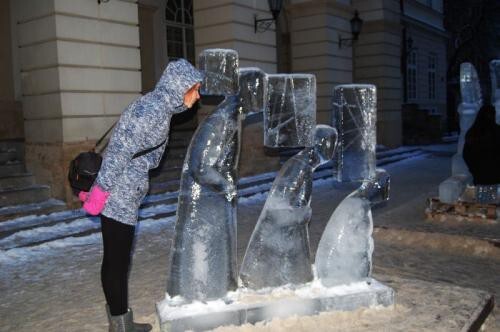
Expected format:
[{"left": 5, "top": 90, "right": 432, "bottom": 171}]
[{"left": 1, "top": 0, "right": 447, "bottom": 204}]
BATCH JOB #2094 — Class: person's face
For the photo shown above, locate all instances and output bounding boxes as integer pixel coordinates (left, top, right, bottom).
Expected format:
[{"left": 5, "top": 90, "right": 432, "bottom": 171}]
[{"left": 183, "top": 83, "right": 201, "bottom": 108}]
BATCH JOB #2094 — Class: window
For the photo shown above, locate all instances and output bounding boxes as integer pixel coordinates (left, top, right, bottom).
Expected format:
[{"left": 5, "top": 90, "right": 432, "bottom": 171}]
[
  {"left": 166, "top": 0, "right": 195, "bottom": 64},
  {"left": 407, "top": 50, "right": 417, "bottom": 100},
  {"left": 428, "top": 53, "right": 436, "bottom": 100}
]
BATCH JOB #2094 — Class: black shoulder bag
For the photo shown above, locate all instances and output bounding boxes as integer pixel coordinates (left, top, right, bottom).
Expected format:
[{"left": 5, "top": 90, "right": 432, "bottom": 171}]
[{"left": 68, "top": 123, "right": 166, "bottom": 194}]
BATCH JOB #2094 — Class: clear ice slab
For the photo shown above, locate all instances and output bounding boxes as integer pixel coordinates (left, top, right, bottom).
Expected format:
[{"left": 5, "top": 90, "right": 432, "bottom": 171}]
[
  {"left": 240, "top": 125, "right": 338, "bottom": 290},
  {"left": 157, "top": 279, "right": 394, "bottom": 332},
  {"left": 264, "top": 74, "right": 316, "bottom": 148},
  {"left": 439, "top": 174, "right": 470, "bottom": 204},
  {"left": 315, "top": 169, "right": 390, "bottom": 287},
  {"left": 238, "top": 67, "right": 267, "bottom": 116},
  {"left": 199, "top": 48, "right": 239, "bottom": 96},
  {"left": 332, "top": 84, "right": 377, "bottom": 182}
]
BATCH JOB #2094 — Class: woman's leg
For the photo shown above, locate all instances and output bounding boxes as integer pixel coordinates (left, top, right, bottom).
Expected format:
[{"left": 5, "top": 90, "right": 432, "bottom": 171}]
[{"left": 100, "top": 215, "right": 135, "bottom": 316}]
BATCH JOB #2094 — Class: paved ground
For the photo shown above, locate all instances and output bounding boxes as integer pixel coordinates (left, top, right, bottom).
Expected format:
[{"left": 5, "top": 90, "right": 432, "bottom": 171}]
[{"left": 1, "top": 144, "right": 499, "bottom": 331}]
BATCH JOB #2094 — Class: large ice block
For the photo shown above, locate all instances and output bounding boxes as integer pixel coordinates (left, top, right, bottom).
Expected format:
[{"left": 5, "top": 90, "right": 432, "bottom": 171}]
[
  {"left": 238, "top": 67, "right": 267, "bottom": 116},
  {"left": 332, "top": 84, "right": 377, "bottom": 182},
  {"left": 315, "top": 170, "right": 389, "bottom": 287},
  {"left": 264, "top": 74, "right": 316, "bottom": 148},
  {"left": 157, "top": 279, "right": 394, "bottom": 332},
  {"left": 167, "top": 95, "right": 242, "bottom": 302},
  {"left": 199, "top": 48, "right": 239, "bottom": 96},
  {"left": 438, "top": 174, "right": 470, "bottom": 204},
  {"left": 240, "top": 125, "right": 338, "bottom": 290},
  {"left": 489, "top": 59, "right": 500, "bottom": 124}
]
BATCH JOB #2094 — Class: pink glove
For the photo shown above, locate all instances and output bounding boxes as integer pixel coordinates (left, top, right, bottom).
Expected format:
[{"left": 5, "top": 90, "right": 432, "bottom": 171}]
[
  {"left": 82, "top": 185, "right": 110, "bottom": 216},
  {"left": 78, "top": 191, "right": 89, "bottom": 202}
]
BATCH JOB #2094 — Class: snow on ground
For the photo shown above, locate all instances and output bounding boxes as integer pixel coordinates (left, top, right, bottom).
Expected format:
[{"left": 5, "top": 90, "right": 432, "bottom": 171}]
[{"left": 1, "top": 143, "right": 499, "bottom": 331}]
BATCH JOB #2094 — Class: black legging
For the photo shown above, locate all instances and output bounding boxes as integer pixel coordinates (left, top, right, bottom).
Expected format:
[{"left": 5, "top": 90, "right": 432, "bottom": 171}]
[{"left": 100, "top": 215, "right": 135, "bottom": 316}]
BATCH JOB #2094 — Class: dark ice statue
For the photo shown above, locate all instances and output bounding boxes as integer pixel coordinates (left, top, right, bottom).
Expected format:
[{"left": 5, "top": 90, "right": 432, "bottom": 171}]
[
  {"left": 240, "top": 125, "right": 338, "bottom": 289},
  {"left": 167, "top": 49, "right": 241, "bottom": 301}
]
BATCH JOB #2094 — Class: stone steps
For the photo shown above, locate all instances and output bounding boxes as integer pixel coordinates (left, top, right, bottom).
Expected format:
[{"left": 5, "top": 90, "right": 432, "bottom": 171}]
[
  {"left": 0, "top": 185, "right": 51, "bottom": 206},
  {"left": 0, "top": 140, "right": 62, "bottom": 209},
  {"left": 0, "top": 173, "right": 34, "bottom": 188}
]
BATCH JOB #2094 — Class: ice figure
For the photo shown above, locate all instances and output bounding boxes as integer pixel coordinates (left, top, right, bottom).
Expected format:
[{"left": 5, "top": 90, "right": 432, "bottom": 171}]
[
  {"left": 332, "top": 84, "right": 377, "bottom": 182},
  {"left": 315, "top": 169, "right": 390, "bottom": 287},
  {"left": 264, "top": 74, "right": 316, "bottom": 148},
  {"left": 167, "top": 49, "right": 242, "bottom": 301},
  {"left": 489, "top": 60, "right": 500, "bottom": 125},
  {"left": 199, "top": 49, "right": 239, "bottom": 96},
  {"left": 240, "top": 125, "right": 338, "bottom": 289},
  {"left": 238, "top": 67, "right": 267, "bottom": 116},
  {"left": 452, "top": 62, "right": 482, "bottom": 176}
]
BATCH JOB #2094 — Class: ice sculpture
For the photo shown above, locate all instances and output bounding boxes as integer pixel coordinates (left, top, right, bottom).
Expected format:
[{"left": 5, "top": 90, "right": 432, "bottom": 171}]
[
  {"left": 238, "top": 67, "right": 267, "bottom": 116},
  {"left": 264, "top": 74, "right": 316, "bottom": 148},
  {"left": 167, "top": 49, "right": 242, "bottom": 301},
  {"left": 315, "top": 169, "right": 390, "bottom": 287},
  {"left": 332, "top": 84, "right": 377, "bottom": 182},
  {"left": 489, "top": 60, "right": 500, "bottom": 125},
  {"left": 199, "top": 48, "right": 239, "bottom": 96},
  {"left": 452, "top": 62, "right": 482, "bottom": 176},
  {"left": 240, "top": 125, "right": 338, "bottom": 289}
]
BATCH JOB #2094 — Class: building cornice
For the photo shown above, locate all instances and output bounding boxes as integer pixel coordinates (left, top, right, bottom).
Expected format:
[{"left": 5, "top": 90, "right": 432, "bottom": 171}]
[
  {"left": 402, "top": 15, "right": 449, "bottom": 38},
  {"left": 287, "top": 0, "right": 354, "bottom": 20}
]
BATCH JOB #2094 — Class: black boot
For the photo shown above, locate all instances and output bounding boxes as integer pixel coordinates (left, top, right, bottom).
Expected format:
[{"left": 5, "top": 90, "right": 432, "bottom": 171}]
[{"left": 106, "top": 306, "right": 152, "bottom": 332}]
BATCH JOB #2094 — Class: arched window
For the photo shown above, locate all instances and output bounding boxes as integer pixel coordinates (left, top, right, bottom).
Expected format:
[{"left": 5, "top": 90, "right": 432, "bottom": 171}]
[{"left": 166, "top": 0, "right": 195, "bottom": 64}]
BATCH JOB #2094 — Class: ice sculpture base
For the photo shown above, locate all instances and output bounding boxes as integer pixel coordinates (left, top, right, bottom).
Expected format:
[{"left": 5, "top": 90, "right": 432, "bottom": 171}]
[
  {"left": 439, "top": 174, "right": 471, "bottom": 204},
  {"left": 156, "top": 278, "right": 394, "bottom": 332}
]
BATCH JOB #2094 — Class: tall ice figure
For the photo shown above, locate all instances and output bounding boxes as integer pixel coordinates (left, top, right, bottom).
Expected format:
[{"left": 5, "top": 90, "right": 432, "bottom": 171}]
[{"left": 167, "top": 49, "right": 241, "bottom": 301}]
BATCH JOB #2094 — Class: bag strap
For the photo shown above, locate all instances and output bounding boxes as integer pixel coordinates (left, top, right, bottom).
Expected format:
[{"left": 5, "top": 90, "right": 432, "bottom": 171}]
[
  {"left": 91, "top": 120, "right": 118, "bottom": 153},
  {"left": 94, "top": 121, "right": 166, "bottom": 158},
  {"left": 132, "top": 138, "right": 167, "bottom": 159}
]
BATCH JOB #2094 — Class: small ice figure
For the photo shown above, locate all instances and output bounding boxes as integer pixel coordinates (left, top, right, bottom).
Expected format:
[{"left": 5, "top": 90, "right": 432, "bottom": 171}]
[
  {"left": 167, "top": 49, "right": 243, "bottom": 301},
  {"left": 238, "top": 67, "right": 267, "bottom": 116},
  {"left": 452, "top": 63, "right": 482, "bottom": 176},
  {"left": 264, "top": 74, "right": 316, "bottom": 148},
  {"left": 199, "top": 48, "right": 239, "bottom": 96},
  {"left": 489, "top": 60, "right": 500, "bottom": 125},
  {"left": 315, "top": 169, "right": 390, "bottom": 287},
  {"left": 240, "top": 125, "right": 338, "bottom": 289},
  {"left": 332, "top": 84, "right": 377, "bottom": 182}
]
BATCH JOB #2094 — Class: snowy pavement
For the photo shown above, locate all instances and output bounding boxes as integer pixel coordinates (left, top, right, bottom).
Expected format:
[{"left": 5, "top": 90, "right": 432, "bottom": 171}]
[{"left": 1, "top": 143, "right": 500, "bottom": 331}]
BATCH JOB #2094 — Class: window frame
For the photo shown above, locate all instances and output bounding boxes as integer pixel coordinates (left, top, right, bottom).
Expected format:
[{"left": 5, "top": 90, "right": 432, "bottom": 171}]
[
  {"left": 165, "top": 0, "right": 195, "bottom": 64},
  {"left": 428, "top": 52, "right": 437, "bottom": 100},
  {"left": 407, "top": 49, "right": 418, "bottom": 101}
]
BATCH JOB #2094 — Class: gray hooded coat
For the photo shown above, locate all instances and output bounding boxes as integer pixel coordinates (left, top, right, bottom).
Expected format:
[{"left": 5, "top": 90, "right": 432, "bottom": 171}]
[{"left": 96, "top": 59, "right": 203, "bottom": 225}]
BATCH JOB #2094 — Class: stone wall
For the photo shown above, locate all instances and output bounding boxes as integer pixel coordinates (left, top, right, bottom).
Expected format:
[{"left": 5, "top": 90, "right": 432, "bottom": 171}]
[
  {"left": 288, "top": 0, "right": 355, "bottom": 124},
  {"left": 11, "top": 0, "right": 142, "bottom": 201}
]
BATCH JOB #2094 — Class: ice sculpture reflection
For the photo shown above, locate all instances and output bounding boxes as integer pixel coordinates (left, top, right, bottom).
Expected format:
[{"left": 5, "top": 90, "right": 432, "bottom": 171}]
[
  {"left": 264, "top": 74, "right": 316, "bottom": 148},
  {"left": 332, "top": 84, "right": 377, "bottom": 182},
  {"left": 315, "top": 169, "right": 390, "bottom": 287},
  {"left": 489, "top": 60, "right": 500, "bottom": 125},
  {"left": 167, "top": 49, "right": 241, "bottom": 301},
  {"left": 240, "top": 125, "right": 338, "bottom": 289}
]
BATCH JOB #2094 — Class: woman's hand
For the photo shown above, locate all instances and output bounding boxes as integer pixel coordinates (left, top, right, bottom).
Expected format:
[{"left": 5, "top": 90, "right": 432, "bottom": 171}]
[{"left": 82, "top": 185, "right": 110, "bottom": 215}]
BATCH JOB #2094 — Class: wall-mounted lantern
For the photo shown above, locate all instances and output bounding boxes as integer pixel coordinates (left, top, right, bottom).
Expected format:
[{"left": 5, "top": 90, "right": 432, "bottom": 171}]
[
  {"left": 338, "top": 10, "right": 363, "bottom": 49},
  {"left": 254, "top": 0, "right": 284, "bottom": 33}
]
